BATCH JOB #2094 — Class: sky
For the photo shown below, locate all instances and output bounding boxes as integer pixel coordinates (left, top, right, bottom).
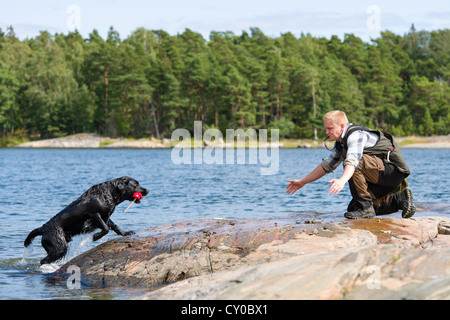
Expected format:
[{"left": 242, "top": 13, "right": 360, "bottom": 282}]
[{"left": 1, "top": 0, "right": 449, "bottom": 41}]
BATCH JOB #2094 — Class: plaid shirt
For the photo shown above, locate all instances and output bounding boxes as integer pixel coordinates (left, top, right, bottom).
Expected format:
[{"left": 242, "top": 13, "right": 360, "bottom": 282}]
[{"left": 321, "top": 123, "right": 380, "bottom": 173}]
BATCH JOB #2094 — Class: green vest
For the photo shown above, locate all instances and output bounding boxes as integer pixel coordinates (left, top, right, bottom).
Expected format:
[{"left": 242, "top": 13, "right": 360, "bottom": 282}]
[{"left": 337, "top": 124, "right": 410, "bottom": 177}]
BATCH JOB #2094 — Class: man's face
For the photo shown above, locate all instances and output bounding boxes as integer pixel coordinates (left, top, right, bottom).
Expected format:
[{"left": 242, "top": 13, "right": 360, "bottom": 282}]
[{"left": 324, "top": 120, "right": 344, "bottom": 142}]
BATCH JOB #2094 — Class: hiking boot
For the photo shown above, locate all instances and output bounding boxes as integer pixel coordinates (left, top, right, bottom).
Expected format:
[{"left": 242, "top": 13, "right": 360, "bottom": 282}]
[
  {"left": 344, "top": 206, "right": 376, "bottom": 219},
  {"left": 401, "top": 188, "right": 416, "bottom": 218}
]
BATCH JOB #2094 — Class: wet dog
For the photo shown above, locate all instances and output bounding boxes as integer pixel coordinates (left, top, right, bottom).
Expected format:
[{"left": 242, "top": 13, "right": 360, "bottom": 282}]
[{"left": 24, "top": 176, "right": 149, "bottom": 265}]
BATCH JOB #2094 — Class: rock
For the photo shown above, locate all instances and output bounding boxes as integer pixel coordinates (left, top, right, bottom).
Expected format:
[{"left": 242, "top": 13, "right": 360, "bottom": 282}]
[
  {"left": 438, "top": 221, "right": 450, "bottom": 235},
  {"left": 49, "top": 215, "right": 450, "bottom": 300},
  {"left": 16, "top": 133, "right": 103, "bottom": 148},
  {"left": 14, "top": 133, "right": 171, "bottom": 149},
  {"left": 51, "top": 217, "right": 343, "bottom": 287},
  {"left": 136, "top": 217, "right": 450, "bottom": 300},
  {"left": 136, "top": 244, "right": 450, "bottom": 300},
  {"left": 297, "top": 143, "right": 313, "bottom": 149}
]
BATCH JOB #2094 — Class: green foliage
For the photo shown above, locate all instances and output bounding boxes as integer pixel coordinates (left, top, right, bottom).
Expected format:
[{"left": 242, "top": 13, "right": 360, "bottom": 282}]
[
  {"left": 0, "top": 25, "right": 449, "bottom": 140},
  {"left": 268, "top": 116, "right": 295, "bottom": 138}
]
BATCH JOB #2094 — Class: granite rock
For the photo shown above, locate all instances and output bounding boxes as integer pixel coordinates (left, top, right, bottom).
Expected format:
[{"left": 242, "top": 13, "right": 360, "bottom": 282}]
[{"left": 49, "top": 215, "right": 450, "bottom": 299}]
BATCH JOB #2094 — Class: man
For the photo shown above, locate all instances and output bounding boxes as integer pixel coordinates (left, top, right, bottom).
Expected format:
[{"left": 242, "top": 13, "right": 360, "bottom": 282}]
[{"left": 286, "top": 110, "right": 415, "bottom": 219}]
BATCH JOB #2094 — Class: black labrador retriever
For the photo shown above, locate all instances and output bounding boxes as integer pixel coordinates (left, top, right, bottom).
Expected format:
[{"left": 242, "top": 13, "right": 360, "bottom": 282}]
[{"left": 24, "top": 176, "right": 149, "bottom": 265}]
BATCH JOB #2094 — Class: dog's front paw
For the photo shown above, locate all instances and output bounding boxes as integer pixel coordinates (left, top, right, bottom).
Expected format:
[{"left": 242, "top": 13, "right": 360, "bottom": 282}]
[
  {"left": 93, "top": 231, "right": 107, "bottom": 241},
  {"left": 123, "top": 231, "right": 135, "bottom": 236}
]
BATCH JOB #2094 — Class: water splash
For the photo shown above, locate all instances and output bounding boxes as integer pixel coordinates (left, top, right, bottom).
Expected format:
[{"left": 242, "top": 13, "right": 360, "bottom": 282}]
[
  {"left": 39, "top": 263, "right": 61, "bottom": 274},
  {"left": 22, "top": 234, "right": 95, "bottom": 274},
  {"left": 19, "top": 244, "right": 34, "bottom": 266},
  {"left": 73, "top": 235, "right": 94, "bottom": 257}
]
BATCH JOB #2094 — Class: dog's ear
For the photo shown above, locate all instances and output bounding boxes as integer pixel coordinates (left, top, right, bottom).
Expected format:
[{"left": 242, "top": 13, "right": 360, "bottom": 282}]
[
  {"left": 117, "top": 184, "right": 126, "bottom": 195},
  {"left": 120, "top": 176, "right": 131, "bottom": 182},
  {"left": 116, "top": 177, "right": 130, "bottom": 195}
]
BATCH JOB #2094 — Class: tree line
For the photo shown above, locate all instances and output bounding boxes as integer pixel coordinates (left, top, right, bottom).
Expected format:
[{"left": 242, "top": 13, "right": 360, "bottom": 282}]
[{"left": 0, "top": 25, "right": 449, "bottom": 143}]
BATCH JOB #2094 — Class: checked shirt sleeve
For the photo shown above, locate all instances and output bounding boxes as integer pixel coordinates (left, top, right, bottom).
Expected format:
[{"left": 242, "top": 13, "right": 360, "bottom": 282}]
[{"left": 321, "top": 148, "right": 344, "bottom": 173}]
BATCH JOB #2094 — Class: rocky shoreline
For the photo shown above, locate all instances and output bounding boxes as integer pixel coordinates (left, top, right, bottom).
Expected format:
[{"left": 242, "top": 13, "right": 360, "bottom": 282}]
[
  {"left": 14, "top": 133, "right": 171, "bottom": 149},
  {"left": 49, "top": 204, "right": 450, "bottom": 300},
  {"left": 12, "top": 133, "right": 450, "bottom": 149}
]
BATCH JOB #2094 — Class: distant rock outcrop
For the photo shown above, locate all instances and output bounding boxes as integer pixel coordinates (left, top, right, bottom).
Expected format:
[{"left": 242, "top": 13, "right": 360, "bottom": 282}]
[
  {"left": 14, "top": 133, "right": 171, "bottom": 148},
  {"left": 16, "top": 133, "right": 103, "bottom": 148}
]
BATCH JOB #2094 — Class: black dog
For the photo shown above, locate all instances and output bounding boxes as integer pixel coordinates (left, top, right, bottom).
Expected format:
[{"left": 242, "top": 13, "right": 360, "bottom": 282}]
[{"left": 24, "top": 176, "right": 149, "bottom": 265}]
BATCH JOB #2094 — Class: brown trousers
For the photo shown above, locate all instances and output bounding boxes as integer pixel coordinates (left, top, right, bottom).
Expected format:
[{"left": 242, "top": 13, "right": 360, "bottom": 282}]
[{"left": 348, "top": 155, "right": 407, "bottom": 213}]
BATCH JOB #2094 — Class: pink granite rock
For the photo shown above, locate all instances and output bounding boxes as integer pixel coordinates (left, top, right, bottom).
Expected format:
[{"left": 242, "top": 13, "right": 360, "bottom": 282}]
[{"left": 50, "top": 214, "right": 450, "bottom": 300}]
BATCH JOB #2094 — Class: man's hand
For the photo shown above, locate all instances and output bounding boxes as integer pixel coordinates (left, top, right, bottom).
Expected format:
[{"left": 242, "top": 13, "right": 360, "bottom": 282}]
[
  {"left": 286, "top": 164, "right": 327, "bottom": 196},
  {"left": 286, "top": 179, "right": 306, "bottom": 195},
  {"left": 328, "top": 165, "right": 355, "bottom": 195},
  {"left": 328, "top": 178, "right": 346, "bottom": 195}
]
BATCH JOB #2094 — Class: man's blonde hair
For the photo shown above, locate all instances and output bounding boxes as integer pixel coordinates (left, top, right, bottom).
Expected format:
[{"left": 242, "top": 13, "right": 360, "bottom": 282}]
[{"left": 323, "top": 110, "right": 348, "bottom": 125}]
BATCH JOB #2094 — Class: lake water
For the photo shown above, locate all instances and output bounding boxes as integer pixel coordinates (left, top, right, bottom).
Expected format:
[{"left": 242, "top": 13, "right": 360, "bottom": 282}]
[{"left": 0, "top": 148, "right": 449, "bottom": 299}]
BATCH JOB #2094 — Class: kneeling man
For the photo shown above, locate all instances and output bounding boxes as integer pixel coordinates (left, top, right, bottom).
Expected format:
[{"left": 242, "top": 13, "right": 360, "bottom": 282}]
[{"left": 286, "top": 110, "right": 415, "bottom": 219}]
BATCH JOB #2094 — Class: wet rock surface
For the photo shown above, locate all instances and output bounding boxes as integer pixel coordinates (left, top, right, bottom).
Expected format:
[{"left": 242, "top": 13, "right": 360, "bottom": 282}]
[
  {"left": 52, "top": 216, "right": 346, "bottom": 287},
  {"left": 49, "top": 204, "right": 450, "bottom": 299}
]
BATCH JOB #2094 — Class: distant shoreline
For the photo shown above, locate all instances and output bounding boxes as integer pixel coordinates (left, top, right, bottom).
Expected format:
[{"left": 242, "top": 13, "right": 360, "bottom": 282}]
[
  {"left": 396, "top": 135, "right": 450, "bottom": 149},
  {"left": 8, "top": 133, "right": 450, "bottom": 149}
]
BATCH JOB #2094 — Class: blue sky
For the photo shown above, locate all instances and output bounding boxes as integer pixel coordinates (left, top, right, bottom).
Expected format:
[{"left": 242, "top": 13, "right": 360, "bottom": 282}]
[{"left": 1, "top": 0, "right": 449, "bottom": 41}]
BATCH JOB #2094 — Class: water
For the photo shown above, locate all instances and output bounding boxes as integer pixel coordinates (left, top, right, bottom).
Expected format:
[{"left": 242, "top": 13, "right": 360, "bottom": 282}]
[{"left": 0, "top": 148, "right": 448, "bottom": 299}]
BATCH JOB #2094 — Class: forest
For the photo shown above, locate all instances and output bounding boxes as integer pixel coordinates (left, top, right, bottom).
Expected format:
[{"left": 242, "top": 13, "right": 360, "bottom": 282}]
[{"left": 0, "top": 25, "right": 449, "bottom": 144}]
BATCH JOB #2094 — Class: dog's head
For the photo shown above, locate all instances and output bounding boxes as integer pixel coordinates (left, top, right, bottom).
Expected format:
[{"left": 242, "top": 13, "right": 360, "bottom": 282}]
[{"left": 116, "top": 176, "right": 149, "bottom": 203}]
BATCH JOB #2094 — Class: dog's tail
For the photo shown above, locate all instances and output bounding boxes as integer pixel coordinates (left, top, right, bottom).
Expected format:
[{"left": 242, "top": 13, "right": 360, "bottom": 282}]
[{"left": 24, "top": 227, "right": 43, "bottom": 247}]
